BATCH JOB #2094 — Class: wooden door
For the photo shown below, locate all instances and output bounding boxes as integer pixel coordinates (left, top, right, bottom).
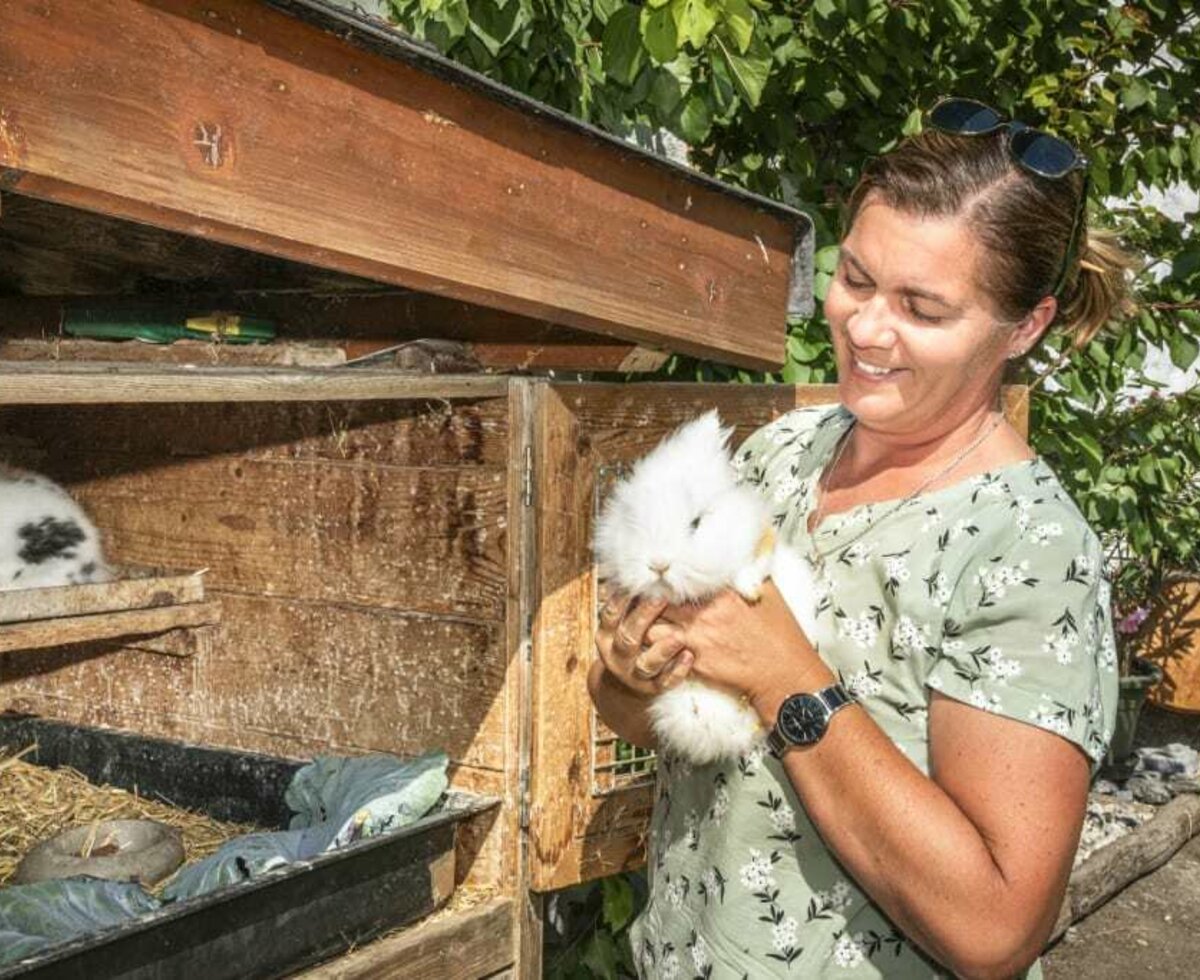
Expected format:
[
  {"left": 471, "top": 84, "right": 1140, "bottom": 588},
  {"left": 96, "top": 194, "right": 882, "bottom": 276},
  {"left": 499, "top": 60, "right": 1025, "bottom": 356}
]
[{"left": 524, "top": 382, "right": 1030, "bottom": 892}]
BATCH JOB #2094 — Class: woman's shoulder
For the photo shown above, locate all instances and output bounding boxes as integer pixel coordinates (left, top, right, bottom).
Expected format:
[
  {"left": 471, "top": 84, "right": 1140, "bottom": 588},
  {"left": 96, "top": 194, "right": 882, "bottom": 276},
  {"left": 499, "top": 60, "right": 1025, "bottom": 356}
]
[{"left": 734, "top": 402, "right": 849, "bottom": 477}]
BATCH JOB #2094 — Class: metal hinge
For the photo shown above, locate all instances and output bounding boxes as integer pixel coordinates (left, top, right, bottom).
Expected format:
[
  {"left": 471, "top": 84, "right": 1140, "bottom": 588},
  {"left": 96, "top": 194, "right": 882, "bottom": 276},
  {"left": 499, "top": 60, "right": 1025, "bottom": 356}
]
[{"left": 522, "top": 444, "right": 534, "bottom": 506}]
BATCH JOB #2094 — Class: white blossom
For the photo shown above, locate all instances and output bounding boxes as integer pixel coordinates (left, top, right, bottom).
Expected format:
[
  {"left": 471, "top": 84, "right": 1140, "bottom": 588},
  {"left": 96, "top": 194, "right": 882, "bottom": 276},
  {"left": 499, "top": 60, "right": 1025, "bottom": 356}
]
[
  {"left": 892, "top": 615, "right": 930, "bottom": 657},
  {"left": 664, "top": 878, "right": 686, "bottom": 910},
  {"left": 660, "top": 949, "right": 681, "bottom": 980},
  {"left": 928, "top": 571, "right": 953, "bottom": 606},
  {"left": 738, "top": 848, "right": 777, "bottom": 892},
  {"left": 969, "top": 690, "right": 1003, "bottom": 713},
  {"left": 814, "top": 880, "right": 854, "bottom": 914},
  {"left": 708, "top": 786, "right": 730, "bottom": 823},
  {"left": 838, "top": 612, "right": 880, "bottom": 649},
  {"left": 768, "top": 801, "right": 796, "bottom": 835},
  {"left": 982, "top": 647, "right": 1023, "bottom": 683},
  {"left": 884, "top": 553, "right": 911, "bottom": 583},
  {"left": 1030, "top": 521, "right": 1064, "bottom": 546},
  {"left": 920, "top": 508, "right": 943, "bottom": 532},
  {"left": 832, "top": 933, "right": 866, "bottom": 968},
  {"left": 773, "top": 473, "right": 802, "bottom": 503},
  {"left": 976, "top": 560, "right": 1032, "bottom": 600},
  {"left": 843, "top": 541, "right": 874, "bottom": 566},
  {"left": 1030, "top": 695, "right": 1071, "bottom": 737},
  {"left": 1042, "top": 631, "right": 1079, "bottom": 665},
  {"left": 689, "top": 935, "right": 711, "bottom": 972},
  {"left": 741, "top": 744, "right": 767, "bottom": 775},
  {"left": 846, "top": 668, "right": 882, "bottom": 699},
  {"left": 772, "top": 916, "right": 799, "bottom": 952},
  {"left": 1013, "top": 495, "right": 1034, "bottom": 530}
]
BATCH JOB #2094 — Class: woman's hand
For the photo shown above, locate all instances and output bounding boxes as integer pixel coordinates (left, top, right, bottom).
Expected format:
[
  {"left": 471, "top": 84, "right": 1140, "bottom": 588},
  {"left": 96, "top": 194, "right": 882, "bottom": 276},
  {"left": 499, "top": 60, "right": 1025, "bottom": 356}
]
[
  {"left": 661, "top": 581, "right": 831, "bottom": 721},
  {"left": 594, "top": 591, "right": 695, "bottom": 696}
]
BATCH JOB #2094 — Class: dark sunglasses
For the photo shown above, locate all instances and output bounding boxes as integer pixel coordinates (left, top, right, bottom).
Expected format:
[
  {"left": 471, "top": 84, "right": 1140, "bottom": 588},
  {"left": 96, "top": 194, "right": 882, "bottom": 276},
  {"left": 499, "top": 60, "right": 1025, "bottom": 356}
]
[{"left": 927, "top": 97, "right": 1090, "bottom": 298}]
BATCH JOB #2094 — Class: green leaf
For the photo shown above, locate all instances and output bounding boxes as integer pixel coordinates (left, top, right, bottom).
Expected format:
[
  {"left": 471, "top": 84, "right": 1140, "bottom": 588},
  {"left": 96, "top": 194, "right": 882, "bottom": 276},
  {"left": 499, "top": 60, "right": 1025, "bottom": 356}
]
[
  {"left": 1121, "top": 77, "right": 1152, "bottom": 110},
  {"left": 722, "top": 0, "right": 755, "bottom": 53},
  {"left": 716, "top": 34, "right": 772, "bottom": 108},
  {"left": 676, "top": 92, "right": 712, "bottom": 142},
  {"left": 641, "top": 5, "right": 679, "bottom": 64},
  {"left": 581, "top": 931, "right": 619, "bottom": 978},
  {"left": 1168, "top": 331, "right": 1200, "bottom": 371},
  {"left": 673, "top": 0, "right": 719, "bottom": 49},
  {"left": 602, "top": 5, "right": 645, "bottom": 85},
  {"left": 815, "top": 244, "right": 840, "bottom": 274},
  {"left": 600, "top": 875, "right": 634, "bottom": 931}
]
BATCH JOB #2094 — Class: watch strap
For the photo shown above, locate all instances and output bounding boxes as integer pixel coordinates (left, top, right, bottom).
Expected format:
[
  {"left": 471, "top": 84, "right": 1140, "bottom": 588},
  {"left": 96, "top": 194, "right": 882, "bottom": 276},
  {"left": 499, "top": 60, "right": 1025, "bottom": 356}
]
[{"left": 768, "top": 682, "right": 855, "bottom": 754}]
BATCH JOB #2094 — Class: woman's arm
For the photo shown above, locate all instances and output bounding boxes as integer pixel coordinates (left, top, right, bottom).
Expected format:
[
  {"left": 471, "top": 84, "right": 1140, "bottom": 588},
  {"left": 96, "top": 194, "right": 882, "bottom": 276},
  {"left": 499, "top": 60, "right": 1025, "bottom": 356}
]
[
  {"left": 587, "top": 660, "right": 658, "bottom": 749},
  {"left": 757, "top": 673, "right": 1089, "bottom": 979},
  {"left": 665, "top": 585, "right": 1090, "bottom": 980}
]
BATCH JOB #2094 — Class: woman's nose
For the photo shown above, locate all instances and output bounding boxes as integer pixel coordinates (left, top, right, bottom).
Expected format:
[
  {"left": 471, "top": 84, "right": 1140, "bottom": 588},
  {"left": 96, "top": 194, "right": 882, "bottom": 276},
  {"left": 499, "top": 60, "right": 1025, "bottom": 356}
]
[{"left": 845, "top": 295, "right": 897, "bottom": 348}]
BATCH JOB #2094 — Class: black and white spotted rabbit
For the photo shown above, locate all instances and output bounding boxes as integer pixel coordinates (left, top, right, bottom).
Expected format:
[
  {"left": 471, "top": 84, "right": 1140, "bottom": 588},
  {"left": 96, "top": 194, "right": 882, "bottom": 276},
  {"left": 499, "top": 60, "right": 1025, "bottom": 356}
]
[{"left": 0, "top": 465, "right": 114, "bottom": 592}]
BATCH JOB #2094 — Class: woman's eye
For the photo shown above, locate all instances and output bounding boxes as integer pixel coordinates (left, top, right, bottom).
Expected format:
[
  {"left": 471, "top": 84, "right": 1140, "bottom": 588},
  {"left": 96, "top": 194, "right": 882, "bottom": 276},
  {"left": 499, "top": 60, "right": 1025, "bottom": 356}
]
[
  {"left": 840, "top": 268, "right": 871, "bottom": 290},
  {"left": 908, "top": 302, "right": 944, "bottom": 324},
  {"left": 689, "top": 514, "right": 703, "bottom": 531}
]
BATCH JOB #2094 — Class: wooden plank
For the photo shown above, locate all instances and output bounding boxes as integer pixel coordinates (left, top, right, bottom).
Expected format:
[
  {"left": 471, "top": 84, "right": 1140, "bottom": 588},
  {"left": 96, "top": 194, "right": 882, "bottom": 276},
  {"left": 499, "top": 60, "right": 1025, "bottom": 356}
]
[
  {"left": 1050, "top": 794, "right": 1200, "bottom": 943},
  {"left": 0, "top": 397, "right": 513, "bottom": 470},
  {"left": 0, "top": 569, "right": 206, "bottom": 625},
  {"left": 0, "top": 364, "right": 509, "bottom": 404},
  {"left": 0, "top": 600, "right": 220, "bottom": 654},
  {"left": 0, "top": 0, "right": 802, "bottom": 368},
  {"left": 295, "top": 897, "right": 514, "bottom": 980},
  {"left": 526, "top": 382, "right": 1031, "bottom": 891}
]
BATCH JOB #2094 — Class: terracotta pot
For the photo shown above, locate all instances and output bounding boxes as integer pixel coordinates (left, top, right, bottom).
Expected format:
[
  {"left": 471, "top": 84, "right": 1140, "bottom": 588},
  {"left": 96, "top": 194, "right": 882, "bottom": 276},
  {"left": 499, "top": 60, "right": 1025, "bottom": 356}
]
[{"left": 1142, "top": 577, "right": 1200, "bottom": 714}]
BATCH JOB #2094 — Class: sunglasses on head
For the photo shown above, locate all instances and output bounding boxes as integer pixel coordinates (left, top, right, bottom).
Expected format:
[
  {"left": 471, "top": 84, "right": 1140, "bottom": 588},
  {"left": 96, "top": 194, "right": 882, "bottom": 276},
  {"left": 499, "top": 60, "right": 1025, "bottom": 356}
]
[{"left": 927, "top": 97, "right": 1090, "bottom": 298}]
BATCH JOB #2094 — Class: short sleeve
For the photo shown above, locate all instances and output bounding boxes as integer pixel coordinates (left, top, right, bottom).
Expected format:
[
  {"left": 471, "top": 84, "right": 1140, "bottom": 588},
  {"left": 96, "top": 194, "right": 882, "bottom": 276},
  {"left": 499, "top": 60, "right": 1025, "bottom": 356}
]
[
  {"left": 927, "top": 499, "right": 1117, "bottom": 764},
  {"left": 733, "top": 404, "right": 843, "bottom": 487}
]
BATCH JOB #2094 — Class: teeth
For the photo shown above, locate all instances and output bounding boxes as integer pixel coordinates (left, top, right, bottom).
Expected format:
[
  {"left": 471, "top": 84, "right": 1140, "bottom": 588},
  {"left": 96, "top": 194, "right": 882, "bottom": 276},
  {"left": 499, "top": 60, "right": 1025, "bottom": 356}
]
[{"left": 855, "top": 358, "right": 893, "bottom": 377}]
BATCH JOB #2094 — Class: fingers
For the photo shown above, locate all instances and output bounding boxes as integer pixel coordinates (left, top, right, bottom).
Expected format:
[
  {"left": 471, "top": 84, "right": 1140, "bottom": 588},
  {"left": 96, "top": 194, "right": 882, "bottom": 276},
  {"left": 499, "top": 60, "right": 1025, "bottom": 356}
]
[
  {"left": 611, "top": 596, "right": 667, "bottom": 658},
  {"left": 633, "top": 628, "right": 686, "bottom": 680}
]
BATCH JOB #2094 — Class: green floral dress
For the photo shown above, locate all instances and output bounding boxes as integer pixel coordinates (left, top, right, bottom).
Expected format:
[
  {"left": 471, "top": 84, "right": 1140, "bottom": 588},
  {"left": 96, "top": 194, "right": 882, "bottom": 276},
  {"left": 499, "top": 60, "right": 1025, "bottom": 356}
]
[{"left": 628, "top": 405, "right": 1117, "bottom": 979}]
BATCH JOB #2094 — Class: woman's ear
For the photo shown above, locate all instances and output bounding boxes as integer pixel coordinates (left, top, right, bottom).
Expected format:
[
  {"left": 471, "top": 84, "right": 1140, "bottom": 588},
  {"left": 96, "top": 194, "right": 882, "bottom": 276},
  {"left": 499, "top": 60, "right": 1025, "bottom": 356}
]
[{"left": 1007, "top": 295, "right": 1057, "bottom": 359}]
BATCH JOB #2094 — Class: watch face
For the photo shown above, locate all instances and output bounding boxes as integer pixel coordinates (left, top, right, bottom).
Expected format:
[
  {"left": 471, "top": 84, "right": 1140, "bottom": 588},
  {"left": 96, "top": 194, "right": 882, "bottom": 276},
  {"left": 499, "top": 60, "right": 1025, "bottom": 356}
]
[{"left": 778, "top": 693, "right": 827, "bottom": 746}]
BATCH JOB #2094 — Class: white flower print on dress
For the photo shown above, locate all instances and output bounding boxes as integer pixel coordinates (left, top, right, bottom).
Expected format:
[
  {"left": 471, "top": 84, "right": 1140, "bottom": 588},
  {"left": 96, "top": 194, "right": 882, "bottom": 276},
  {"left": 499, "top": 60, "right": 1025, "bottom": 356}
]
[
  {"left": 708, "top": 786, "right": 730, "bottom": 823},
  {"left": 1099, "top": 629, "right": 1117, "bottom": 671},
  {"left": 927, "top": 571, "right": 953, "bottom": 606},
  {"left": 838, "top": 612, "right": 880, "bottom": 649},
  {"left": 1012, "top": 495, "right": 1034, "bottom": 531},
  {"left": 813, "top": 880, "right": 854, "bottom": 915},
  {"left": 660, "top": 949, "right": 681, "bottom": 980},
  {"left": 846, "top": 667, "right": 883, "bottom": 699},
  {"left": 969, "top": 690, "right": 1003, "bottom": 713},
  {"left": 1043, "top": 630, "right": 1079, "bottom": 665},
  {"left": 1030, "top": 521, "right": 1064, "bottom": 546},
  {"left": 773, "top": 472, "right": 802, "bottom": 503},
  {"left": 664, "top": 878, "right": 687, "bottom": 910},
  {"left": 982, "top": 647, "right": 1023, "bottom": 683},
  {"left": 772, "top": 916, "right": 799, "bottom": 952},
  {"left": 689, "top": 935, "right": 711, "bottom": 973},
  {"left": 832, "top": 933, "right": 867, "bottom": 968},
  {"left": 920, "top": 507, "right": 943, "bottom": 532},
  {"left": 768, "top": 801, "right": 796, "bottom": 836},
  {"left": 740, "top": 743, "right": 767, "bottom": 776},
  {"left": 1030, "top": 694, "right": 1072, "bottom": 736},
  {"left": 891, "top": 615, "right": 930, "bottom": 658},
  {"left": 738, "top": 848, "right": 777, "bottom": 892},
  {"left": 841, "top": 541, "right": 874, "bottom": 566},
  {"left": 976, "top": 559, "right": 1034, "bottom": 602}
]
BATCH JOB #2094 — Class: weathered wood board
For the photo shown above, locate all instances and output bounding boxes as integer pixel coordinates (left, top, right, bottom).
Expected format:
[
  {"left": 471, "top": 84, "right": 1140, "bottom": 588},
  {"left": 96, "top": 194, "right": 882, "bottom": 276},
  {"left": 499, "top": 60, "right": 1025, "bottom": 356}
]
[{"left": 0, "top": 0, "right": 808, "bottom": 368}]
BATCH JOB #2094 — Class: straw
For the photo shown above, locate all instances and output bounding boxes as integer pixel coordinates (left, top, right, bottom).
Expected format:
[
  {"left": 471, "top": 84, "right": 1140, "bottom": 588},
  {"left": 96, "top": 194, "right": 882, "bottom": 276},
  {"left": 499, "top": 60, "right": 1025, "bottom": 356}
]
[{"left": 0, "top": 743, "right": 258, "bottom": 890}]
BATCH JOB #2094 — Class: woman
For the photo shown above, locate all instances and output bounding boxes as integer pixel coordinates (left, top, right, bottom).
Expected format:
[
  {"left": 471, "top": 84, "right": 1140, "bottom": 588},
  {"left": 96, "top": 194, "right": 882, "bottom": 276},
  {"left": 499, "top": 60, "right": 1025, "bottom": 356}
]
[{"left": 590, "top": 100, "right": 1134, "bottom": 979}]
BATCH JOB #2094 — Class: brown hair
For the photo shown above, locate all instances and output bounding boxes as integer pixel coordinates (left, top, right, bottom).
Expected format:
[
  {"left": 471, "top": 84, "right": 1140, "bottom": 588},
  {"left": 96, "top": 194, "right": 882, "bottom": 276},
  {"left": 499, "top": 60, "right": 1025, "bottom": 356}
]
[{"left": 844, "top": 128, "right": 1137, "bottom": 351}]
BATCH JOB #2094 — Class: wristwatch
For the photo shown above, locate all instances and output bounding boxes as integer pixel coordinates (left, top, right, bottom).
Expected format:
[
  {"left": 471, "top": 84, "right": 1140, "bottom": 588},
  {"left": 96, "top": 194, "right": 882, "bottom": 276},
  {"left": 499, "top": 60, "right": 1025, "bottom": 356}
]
[{"left": 766, "top": 683, "right": 856, "bottom": 754}]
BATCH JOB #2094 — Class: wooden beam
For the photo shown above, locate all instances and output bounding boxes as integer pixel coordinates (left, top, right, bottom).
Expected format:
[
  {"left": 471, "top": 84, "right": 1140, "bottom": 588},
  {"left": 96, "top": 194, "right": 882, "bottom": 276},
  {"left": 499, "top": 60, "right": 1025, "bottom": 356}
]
[
  {"left": 1050, "top": 794, "right": 1200, "bottom": 943},
  {"left": 0, "top": 364, "right": 509, "bottom": 403},
  {"left": 0, "top": 600, "right": 221, "bottom": 655},
  {"left": 296, "top": 897, "right": 514, "bottom": 980},
  {"left": 0, "top": 0, "right": 806, "bottom": 368}
]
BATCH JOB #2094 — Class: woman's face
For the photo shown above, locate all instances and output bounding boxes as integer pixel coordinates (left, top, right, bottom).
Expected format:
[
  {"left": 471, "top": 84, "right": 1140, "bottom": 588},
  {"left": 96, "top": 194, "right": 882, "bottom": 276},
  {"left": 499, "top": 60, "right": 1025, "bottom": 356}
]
[{"left": 824, "top": 196, "right": 1019, "bottom": 442}]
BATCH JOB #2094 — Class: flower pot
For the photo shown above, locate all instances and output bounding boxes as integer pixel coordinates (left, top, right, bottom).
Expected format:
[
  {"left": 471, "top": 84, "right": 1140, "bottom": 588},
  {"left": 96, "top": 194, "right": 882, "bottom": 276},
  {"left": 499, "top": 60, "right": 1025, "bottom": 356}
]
[
  {"left": 1107, "top": 657, "right": 1164, "bottom": 765},
  {"left": 1143, "top": 577, "right": 1200, "bottom": 714}
]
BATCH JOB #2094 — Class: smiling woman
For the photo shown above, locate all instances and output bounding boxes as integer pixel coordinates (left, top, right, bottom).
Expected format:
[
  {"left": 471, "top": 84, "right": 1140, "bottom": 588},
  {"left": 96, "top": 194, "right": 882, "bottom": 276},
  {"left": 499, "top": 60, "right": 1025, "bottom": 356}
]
[{"left": 591, "top": 104, "right": 1139, "bottom": 979}]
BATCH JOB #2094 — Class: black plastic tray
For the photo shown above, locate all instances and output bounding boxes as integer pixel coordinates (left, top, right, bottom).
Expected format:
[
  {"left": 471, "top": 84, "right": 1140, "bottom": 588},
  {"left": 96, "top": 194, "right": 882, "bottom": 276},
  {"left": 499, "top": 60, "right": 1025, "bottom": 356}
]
[{"left": 0, "top": 714, "right": 497, "bottom": 979}]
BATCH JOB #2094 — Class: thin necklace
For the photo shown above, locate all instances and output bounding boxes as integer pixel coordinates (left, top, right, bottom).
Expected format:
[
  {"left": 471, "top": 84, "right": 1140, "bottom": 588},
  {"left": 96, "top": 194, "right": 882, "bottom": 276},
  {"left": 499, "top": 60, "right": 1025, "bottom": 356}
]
[{"left": 808, "top": 412, "right": 1005, "bottom": 574}]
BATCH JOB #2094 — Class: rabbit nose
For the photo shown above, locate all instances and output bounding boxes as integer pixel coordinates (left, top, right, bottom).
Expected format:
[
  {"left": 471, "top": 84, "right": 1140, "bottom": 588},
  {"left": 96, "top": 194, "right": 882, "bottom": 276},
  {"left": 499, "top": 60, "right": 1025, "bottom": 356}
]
[{"left": 648, "top": 560, "right": 671, "bottom": 576}]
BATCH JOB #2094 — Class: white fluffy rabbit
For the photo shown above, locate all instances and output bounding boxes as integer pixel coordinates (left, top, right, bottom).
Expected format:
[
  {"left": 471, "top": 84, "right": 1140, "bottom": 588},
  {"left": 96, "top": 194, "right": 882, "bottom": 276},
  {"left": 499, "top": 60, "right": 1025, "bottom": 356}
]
[
  {"left": 594, "top": 411, "right": 818, "bottom": 765},
  {"left": 0, "top": 464, "right": 114, "bottom": 592}
]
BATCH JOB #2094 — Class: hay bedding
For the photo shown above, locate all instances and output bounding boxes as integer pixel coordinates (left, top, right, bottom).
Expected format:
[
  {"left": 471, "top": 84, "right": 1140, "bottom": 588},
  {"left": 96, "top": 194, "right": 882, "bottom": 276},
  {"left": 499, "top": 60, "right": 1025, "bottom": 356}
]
[{"left": 0, "top": 742, "right": 258, "bottom": 890}]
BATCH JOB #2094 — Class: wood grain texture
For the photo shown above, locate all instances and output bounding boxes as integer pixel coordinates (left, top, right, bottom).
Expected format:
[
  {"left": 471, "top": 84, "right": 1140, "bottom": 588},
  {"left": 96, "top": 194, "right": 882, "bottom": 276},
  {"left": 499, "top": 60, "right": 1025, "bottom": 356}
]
[
  {"left": 0, "top": 600, "right": 220, "bottom": 654},
  {"left": 0, "top": 364, "right": 509, "bottom": 404},
  {"left": 0, "top": 569, "right": 205, "bottom": 624},
  {"left": 295, "top": 897, "right": 514, "bottom": 980},
  {"left": 0, "top": 0, "right": 800, "bottom": 367},
  {"left": 1050, "top": 794, "right": 1200, "bottom": 943}
]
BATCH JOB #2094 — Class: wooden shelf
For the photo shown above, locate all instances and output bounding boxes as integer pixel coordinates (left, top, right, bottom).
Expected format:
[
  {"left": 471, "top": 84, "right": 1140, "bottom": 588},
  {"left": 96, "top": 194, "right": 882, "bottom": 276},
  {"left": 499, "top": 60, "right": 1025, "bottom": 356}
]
[
  {"left": 0, "top": 568, "right": 219, "bottom": 655},
  {"left": 0, "top": 363, "right": 510, "bottom": 404}
]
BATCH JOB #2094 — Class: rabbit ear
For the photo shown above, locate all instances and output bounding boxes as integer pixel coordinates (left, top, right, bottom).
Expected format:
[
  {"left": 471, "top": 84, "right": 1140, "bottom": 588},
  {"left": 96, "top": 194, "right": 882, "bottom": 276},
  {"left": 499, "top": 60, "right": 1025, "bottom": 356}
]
[{"left": 670, "top": 410, "right": 733, "bottom": 458}]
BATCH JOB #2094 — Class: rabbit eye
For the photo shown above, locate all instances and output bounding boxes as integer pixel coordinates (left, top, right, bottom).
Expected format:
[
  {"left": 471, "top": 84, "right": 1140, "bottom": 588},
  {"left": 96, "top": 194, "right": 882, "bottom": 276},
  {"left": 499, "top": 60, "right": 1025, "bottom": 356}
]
[{"left": 689, "top": 514, "right": 703, "bottom": 531}]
